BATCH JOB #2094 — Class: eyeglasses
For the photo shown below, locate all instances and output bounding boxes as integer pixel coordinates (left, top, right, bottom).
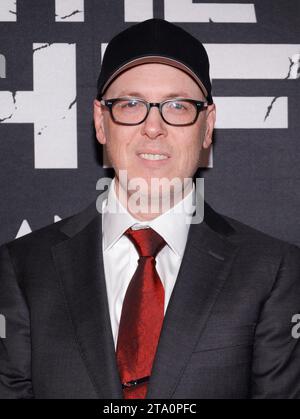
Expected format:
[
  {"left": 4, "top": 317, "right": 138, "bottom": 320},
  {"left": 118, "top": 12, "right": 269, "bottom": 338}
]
[{"left": 100, "top": 97, "right": 208, "bottom": 126}]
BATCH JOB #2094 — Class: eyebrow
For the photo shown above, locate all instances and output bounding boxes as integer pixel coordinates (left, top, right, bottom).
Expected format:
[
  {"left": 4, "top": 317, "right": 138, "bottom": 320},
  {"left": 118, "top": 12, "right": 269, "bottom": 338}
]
[{"left": 114, "top": 91, "right": 194, "bottom": 99}]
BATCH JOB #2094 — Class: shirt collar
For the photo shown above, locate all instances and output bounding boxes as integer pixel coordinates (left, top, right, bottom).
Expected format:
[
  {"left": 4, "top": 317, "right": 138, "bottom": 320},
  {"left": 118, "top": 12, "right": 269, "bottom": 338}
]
[{"left": 102, "top": 177, "right": 196, "bottom": 258}]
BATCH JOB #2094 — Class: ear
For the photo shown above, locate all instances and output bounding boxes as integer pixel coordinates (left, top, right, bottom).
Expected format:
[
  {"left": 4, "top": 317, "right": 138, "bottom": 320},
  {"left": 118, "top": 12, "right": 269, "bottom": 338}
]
[
  {"left": 93, "top": 99, "right": 106, "bottom": 145},
  {"left": 202, "top": 104, "right": 216, "bottom": 149}
]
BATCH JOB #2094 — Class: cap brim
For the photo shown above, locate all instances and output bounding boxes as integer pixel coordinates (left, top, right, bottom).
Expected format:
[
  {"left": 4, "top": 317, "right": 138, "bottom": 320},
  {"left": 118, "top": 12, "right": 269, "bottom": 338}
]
[{"left": 101, "top": 55, "right": 208, "bottom": 98}]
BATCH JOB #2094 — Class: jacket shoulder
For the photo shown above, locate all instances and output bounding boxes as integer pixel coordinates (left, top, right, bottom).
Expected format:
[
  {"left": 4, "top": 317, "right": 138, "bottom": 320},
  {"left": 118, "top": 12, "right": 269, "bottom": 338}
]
[
  {"left": 2, "top": 200, "right": 98, "bottom": 254},
  {"left": 205, "top": 201, "right": 299, "bottom": 256}
]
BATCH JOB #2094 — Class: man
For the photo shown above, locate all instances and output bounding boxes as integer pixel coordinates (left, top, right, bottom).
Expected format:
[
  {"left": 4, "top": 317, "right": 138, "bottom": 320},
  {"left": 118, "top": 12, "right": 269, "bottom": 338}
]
[{"left": 0, "top": 19, "right": 300, "bottom": 399}]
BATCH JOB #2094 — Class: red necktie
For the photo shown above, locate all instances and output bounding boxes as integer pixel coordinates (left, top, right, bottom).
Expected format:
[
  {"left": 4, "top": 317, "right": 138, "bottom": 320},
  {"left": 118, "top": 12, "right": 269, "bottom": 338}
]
[{"left": 116, "top": 227, "right": 167, "bottom": 399}]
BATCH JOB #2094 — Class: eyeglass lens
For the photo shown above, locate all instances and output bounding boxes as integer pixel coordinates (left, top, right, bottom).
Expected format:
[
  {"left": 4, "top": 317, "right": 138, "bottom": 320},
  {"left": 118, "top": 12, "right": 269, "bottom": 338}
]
[{"left": 111, "top": 99, "right": 198, "bottom": 125}]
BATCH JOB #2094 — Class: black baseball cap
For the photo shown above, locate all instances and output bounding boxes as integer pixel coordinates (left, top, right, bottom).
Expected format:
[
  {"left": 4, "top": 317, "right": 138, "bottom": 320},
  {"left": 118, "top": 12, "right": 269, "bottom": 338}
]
[{"left": 97, "top": 18, "right": 213, "bottom": 104}]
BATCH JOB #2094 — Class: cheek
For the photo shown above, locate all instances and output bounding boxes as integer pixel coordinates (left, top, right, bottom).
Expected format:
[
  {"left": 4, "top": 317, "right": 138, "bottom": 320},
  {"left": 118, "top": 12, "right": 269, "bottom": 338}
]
[
  {"left": 174, "top": 128, "right": 203, "bottom": 167},
  {"left": 105, "top": 125, "right": 137, "bottom": 167}
]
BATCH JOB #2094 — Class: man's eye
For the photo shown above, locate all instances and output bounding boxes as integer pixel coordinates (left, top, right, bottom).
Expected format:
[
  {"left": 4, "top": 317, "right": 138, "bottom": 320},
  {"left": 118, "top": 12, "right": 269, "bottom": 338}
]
[
  {"left": 124, "top": 100, "right": 139, "bottom": 108},
  {"left": 169, "top": 101, "right": 186, "bottom": 110}
]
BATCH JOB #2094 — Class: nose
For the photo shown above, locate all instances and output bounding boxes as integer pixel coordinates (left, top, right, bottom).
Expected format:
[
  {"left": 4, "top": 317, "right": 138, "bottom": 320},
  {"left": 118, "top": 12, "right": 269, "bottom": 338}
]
[{"left": 141, "top": 105, "right": 167, "bottom": 139}]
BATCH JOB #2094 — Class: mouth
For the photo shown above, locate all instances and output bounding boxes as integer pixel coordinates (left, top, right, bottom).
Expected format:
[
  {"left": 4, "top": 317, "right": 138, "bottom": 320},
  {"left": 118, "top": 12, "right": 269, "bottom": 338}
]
[
  {"left": 137, "top": 151, "right": 170, "bottom": 162},
  {"left": 139, "top": 153, "right": 169, "bottom": 161}
]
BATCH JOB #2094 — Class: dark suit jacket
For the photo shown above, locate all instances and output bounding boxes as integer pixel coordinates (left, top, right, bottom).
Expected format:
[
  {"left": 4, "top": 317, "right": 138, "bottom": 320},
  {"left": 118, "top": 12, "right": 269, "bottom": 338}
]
[{"left": 0, "top": 200, "right": 300, "bottom": 399}]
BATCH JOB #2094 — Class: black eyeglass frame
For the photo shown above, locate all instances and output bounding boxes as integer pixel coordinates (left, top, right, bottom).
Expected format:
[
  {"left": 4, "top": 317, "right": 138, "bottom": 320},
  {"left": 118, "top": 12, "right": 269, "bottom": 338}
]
[{"left": 99, "top": 97, "right": 208, "bottom": 127}]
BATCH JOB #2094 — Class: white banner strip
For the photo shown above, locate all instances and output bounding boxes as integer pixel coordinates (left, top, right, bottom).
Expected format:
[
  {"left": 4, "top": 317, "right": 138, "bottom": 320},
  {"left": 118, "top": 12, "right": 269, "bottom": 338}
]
[
  {"left": 124, "top": 0, "right": 153, "bottom": 21},
  {"left": 214, "top": 97, "right": 288, "bottom": 129},
  {"left": 205, "top": 44, "right": 300, "bottom": 79},
  {"left": 55, "top": 0, "right": 84, "bottom": 22},
  {"left": 0, "top": 55, "right": 6, "bottom": 78},
  {"left": 165, "top": 1, "right": 256, "bottom": 23},
  {"left": 0, "top": 0, "right": 17, "bottom": 21}
]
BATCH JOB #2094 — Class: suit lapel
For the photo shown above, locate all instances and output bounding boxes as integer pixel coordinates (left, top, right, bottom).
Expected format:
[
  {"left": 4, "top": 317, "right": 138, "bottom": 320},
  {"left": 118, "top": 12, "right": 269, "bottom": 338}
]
[
  {"left": 51, "top": 202, "right": 122, "bottom": 399},
  {"left": 146, "top": 203, "right": 239, "bottom": 398}
]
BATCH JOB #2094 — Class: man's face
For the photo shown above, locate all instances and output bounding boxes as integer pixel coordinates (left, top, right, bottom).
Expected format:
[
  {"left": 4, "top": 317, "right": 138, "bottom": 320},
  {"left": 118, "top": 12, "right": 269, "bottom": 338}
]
[{"left": 94, "top": 63, "right": 215, "bottom": 200}]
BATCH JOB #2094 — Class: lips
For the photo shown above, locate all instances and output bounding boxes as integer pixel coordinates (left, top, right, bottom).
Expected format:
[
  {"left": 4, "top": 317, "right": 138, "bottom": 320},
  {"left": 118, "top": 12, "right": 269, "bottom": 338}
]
[
  {"left": 139, "top": 153, "right": 169, "bottom": 161},
  {"left": 137, "top": 150, "right": 170, "bottom": 159}
]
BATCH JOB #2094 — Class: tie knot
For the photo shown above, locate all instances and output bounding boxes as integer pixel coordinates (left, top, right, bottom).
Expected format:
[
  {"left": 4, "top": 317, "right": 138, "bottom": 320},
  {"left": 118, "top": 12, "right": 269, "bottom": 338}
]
[{"left": 124, "top": 227, "right": 166, "bottom": 257}]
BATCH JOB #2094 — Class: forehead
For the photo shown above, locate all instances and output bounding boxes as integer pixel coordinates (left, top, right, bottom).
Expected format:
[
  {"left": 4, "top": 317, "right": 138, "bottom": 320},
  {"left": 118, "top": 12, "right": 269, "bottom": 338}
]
[{"left": 104, "top": 63, "right": 204, "bottom": 99}]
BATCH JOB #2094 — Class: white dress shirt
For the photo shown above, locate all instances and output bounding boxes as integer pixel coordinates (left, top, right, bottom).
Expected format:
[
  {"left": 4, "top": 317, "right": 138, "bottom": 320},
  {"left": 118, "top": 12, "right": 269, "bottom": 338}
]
[{"left": 101, "top": 177, "right": 195, "bottom": 349}]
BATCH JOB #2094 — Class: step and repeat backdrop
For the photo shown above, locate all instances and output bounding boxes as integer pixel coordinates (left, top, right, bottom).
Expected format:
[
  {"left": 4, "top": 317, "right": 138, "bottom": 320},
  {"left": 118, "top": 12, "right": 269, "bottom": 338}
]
[{"left": 0, "top": 0, "right": 299, "bottom": 246}]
